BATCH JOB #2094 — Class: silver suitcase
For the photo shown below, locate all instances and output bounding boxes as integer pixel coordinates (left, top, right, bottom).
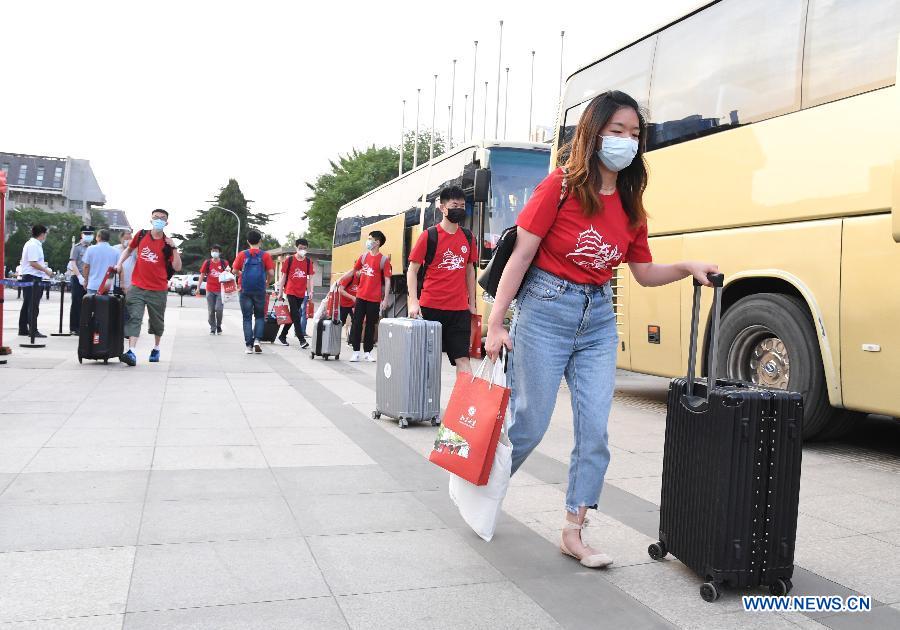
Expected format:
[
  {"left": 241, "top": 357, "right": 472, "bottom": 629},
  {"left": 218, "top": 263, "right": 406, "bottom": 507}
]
[
  {"left": 373, "top": 318, "right": 442, "bottom": 428},
  {"left": 309, "top": 317, "right": 342, "bottom": 360}
]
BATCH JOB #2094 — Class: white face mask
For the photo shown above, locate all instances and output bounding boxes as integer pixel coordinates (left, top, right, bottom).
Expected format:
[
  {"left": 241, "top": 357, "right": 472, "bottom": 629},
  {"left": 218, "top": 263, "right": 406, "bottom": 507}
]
[
  {"left": 597, "top": 135, "right": 639, "bottom": 172},
  {"left": 297, "top": 249, "right": 307, "bottom": 258},
  {"left": 83, "top": 234, "right": 94, "bottom": 244},
  {"left": 211, "top": 251, "right": 220, "bottom": 259}
]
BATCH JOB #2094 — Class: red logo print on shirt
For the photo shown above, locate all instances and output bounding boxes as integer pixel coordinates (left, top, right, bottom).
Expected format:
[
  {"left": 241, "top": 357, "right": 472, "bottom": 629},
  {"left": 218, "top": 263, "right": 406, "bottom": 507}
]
[{"left": 565, "top": 226, "right": 622, "bottom": 270}]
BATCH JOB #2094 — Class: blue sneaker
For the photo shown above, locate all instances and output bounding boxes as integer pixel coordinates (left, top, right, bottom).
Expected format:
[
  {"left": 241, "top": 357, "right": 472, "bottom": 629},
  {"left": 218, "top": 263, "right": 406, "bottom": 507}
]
[
  {"left": 149, "top": 348, "right": 160, "bottom": 363},
  {"left": 120, "top": 350, "right": 137, "bottom": 366}
]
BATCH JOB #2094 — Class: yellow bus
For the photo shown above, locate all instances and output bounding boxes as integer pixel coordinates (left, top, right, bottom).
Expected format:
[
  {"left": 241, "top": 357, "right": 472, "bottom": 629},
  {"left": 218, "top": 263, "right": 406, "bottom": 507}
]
[
  {"left": 553, "top": 0, "right": 900, "bottom": 439},
  {"left": 332, "top": 140, "right": 550, "bottom": 323}
]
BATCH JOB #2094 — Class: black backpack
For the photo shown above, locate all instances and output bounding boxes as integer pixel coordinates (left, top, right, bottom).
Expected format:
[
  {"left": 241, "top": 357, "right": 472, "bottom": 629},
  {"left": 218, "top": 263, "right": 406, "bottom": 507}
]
[
  {"left": 416, "top": 225, "right": 474, "bottom": 297},
  {"left": 136, "top": 229, "right": 176, "bottom": 279},
  {"left": 478, "top": 168, "right": 568, "bottom": 298}
]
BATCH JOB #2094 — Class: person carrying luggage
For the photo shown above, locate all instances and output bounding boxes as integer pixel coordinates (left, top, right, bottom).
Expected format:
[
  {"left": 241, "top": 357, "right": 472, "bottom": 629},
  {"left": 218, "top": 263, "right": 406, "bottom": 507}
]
[
  {"left": 232, "top": 230, "right": 275, "bottom": 354},
  {"left": 197, "top": 244, "right": 229, "bottom": 335},
  {"left": 116, "top": 208, "right": 182, "bottom": 366},
  {"left": 484, "top": 90, "right": 718, "bottom": 568},
  {"left": 113, "top": 230, "right": 136, "bottom": 292},
  {"left": 81, "top": 229, "right": 121, "bottom": 294},
  {"left": 407, "top": 185, "right": 478, "bottom": 375},
  {"left": 276, "top": 238, "right": 315, "bottom": 349},
  {"left": 67, "top": 226, "right": 94, "bottom": 334},
  {"left": 337, "top": 270, "right": 360, "bottom": 328},
  {"left": 338, "top": 230, "right": 391, "bottom": 362}
]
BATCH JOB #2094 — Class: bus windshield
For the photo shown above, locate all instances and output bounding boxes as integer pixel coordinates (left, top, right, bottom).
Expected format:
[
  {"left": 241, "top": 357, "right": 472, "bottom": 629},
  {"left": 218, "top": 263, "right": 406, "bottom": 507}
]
[{"left": 485, "top": 148, "right": 550, "bottom": 250}]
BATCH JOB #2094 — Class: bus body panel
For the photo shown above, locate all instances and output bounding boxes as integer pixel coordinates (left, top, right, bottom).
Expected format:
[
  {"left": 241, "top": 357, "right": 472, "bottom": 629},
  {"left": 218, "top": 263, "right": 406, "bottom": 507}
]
[
  {"left": 642, "top": 88, "right": 895, "bottom": 238},
  {"left": 840, "top": 214, "right": 900, "bottom": 416}
]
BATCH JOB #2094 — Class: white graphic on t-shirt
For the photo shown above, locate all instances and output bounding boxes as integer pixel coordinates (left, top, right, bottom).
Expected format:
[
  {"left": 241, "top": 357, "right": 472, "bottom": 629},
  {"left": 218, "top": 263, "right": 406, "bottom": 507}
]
[
  {"left": 139, "top": 247, "right": 159, "bottom": 264},
  {"left": 360, "top": 263, "right": 375, "bottom": 277},
  {"left": 209, "top": 265, "right": 221, "bottom": 279},
  {"left": 437, "top": 248, "right": 465, "bottom": 271},
  {"left": 565, "top": 226, "right": 622, "bottom": 270},
  {"left": 291, "top": 268, "right": 308, "bottom": 279},
  {"left": 461, "top": 244, "right": 468, "bottom": 254}
]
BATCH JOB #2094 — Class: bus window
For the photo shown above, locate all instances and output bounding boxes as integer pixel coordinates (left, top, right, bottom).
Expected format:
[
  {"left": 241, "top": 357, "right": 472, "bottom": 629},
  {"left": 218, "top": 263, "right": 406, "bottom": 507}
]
[
  {"left": 802, "top": 0, "right": 900, "bottom": 108},
  {"left": 649, "top": 0, "right": 805, "bottom": 149},
  {"left": 484, "top": 148, "right": 552, "bottom": 257}
]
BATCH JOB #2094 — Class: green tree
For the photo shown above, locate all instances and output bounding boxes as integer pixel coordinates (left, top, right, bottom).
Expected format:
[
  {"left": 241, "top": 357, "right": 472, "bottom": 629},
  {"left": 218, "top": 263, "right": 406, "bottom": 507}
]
[
  {"left": 89, "top": 209, "right": 122, "bottom": 245},
  {"left": 176, "top": 179, "right": 272, "bottom": 270},
  {"left": 5, "top": 207, "right": 83, "bottom": 275},
  {"left": 303, "top": 131, "right": 444, "bottom": 249}
]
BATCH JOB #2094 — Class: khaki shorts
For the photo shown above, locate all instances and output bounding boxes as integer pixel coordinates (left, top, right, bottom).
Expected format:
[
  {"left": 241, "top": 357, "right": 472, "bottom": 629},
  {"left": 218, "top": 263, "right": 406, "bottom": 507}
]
[{"left": 125, "top": 285, "right": 168, "bottom": 337}]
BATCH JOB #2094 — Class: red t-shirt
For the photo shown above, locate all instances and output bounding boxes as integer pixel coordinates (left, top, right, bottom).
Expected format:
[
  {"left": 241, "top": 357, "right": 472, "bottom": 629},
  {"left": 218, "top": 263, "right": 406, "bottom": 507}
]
[
  {"left": 200, "top": 258, "right": 228, "bottom": 293},
  {"left": 409, "top": 224, "right": 477, "bottom": 311},
  {"left": 232, "top": 248, "right": 275, "bottom": 289},
  {"left": 339, "top": 273, "right": 360, "bottom": 308},
  {"left": 353, "top": 252, "right": 392, "bottom": 302},
  {"left": 282, "top": 255, "right": 316, "bottom": 297},
  {"left": 129, "top": 230, "right": 170, "bottom": 292},
  {"left": 516, "top": 168, "right": 652, "bottom": 285}
]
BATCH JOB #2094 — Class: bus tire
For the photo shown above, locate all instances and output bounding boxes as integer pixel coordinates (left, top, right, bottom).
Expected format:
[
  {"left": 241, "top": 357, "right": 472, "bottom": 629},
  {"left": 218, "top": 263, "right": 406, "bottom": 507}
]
[{"left": 716, "top": 293, "right": 834, "bottom": 440}]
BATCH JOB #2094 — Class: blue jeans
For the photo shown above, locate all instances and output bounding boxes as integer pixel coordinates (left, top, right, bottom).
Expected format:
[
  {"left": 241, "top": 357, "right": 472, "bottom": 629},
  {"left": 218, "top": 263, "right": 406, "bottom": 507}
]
[
  {"left": 508, "top": 266, "right": 618, "bottom": 514},
  {"left": 239, "top": 291, "right": 266, "bottom": 346}
]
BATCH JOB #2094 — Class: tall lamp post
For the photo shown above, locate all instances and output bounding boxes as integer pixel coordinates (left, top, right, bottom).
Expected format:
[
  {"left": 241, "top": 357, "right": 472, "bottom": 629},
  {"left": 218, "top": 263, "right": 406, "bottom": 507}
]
[
  {"left": 494, "top": 20, "right": 504, "bottom": 138},
  {"left": 528, "top": 50, "right": 536, "bottom": 141},
  {"left": 208, "top": 205, "right": 241, "bottom": 260},
  {"left": 470, "top": 41, "right": 478, "bottom": 141}
]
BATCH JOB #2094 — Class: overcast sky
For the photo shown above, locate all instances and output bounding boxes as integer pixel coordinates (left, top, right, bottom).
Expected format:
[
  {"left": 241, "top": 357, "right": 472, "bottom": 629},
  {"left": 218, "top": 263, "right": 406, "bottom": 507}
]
[{"left": 4, "top": 0, "right": 699, "bottom": 241}]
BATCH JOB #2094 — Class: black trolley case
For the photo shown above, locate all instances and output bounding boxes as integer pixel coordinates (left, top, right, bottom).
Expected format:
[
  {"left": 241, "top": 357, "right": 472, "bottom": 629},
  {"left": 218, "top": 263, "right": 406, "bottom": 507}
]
[
  {"left": 648, "top": 273, "right": 803, "bottom": 602},
  {"left": 78, "top": 268, "right": 126, "bottom": 364}
]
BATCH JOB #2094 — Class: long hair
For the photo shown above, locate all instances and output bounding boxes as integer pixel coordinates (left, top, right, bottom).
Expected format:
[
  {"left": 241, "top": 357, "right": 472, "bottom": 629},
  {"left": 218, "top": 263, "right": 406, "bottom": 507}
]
[{"left": 562, "top": 90, "right": 648, "bottom": 227}]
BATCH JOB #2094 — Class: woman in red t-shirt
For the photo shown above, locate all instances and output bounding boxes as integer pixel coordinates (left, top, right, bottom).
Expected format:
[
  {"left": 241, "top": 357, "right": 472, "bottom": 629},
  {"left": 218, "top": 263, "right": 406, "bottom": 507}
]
[{"left": 485, "top": 91, "right": 718, "bottom": 569}]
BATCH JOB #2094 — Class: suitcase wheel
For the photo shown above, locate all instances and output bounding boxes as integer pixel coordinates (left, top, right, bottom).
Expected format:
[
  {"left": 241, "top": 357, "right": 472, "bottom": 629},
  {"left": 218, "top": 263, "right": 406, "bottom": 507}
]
[
  {"left": 431, "top": 417, "right": 440, "bottom": 426},
  {"left": 323, "top": 355, "right": 329, "bottom": 361},
  {"left": 78, "top": 357, "right": 83, "bottom": 364},
  {"left": 103, "top": 359, "right": 108, "bottom": 364},
  {"left": 310, "top": 352, "right": 315, "bottom": 359},
  {"left": 398, "top": 417, "right": 409, "bottom": 429},
  {"left": 647, "top": 542, "right": 667, "bottom": 561},
  {"left": 769, "top": 578, "right": 792, "bottom": 597},
  {"left": 700, "top": 582, "right": 720, "bottom": 603},
  {"left": 372, "top": 411, "right": 381, "bottom": 420}
]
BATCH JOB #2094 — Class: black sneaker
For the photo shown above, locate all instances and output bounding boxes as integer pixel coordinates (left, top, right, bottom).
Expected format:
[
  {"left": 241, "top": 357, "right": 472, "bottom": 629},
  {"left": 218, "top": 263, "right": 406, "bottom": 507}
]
[
  {"left": 253, "top": 343, "right": 262, "bottom": 354},
  {"left": 18, "top": 330, "right": 30, "bottom": 337},
  {"left": 277, "top": 337, "right": 289, "bottom": 346},
  {"left": 300, "top": 340, "right": 310, "bottom": 349},
  {"left": 216, "top": 327, "right": 222, "bottom": 335},
  {"left": 210, "top": 330, "right": 217, "bottom": 335},
  {"left": 32, "top": 331, "right": 47, "bottom": 339}
]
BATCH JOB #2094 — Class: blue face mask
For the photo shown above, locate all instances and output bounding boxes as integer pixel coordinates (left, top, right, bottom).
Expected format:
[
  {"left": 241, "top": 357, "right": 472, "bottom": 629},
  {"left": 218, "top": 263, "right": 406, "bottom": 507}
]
[
  {"left": 151, "top": 218, "right": 167, "bottom": 231},
  {"left": 83, "top": 234, "right": 94, "bottom": 244},
  {"left": 365, "top": 239, "right": 375, "bottom": 251},
  {"left": 597, "top": 136, "right": 639, "bottom": 172}
]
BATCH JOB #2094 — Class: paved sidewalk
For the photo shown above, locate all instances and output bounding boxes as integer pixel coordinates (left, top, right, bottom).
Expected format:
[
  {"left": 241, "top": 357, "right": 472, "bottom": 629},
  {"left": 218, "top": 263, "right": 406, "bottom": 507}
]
[{"left": 1, "top": 288, "right": 899, "bottom": 629}]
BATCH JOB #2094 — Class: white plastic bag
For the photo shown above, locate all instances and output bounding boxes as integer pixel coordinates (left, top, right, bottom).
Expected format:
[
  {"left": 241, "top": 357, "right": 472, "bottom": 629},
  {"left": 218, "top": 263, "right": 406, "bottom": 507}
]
[{"left": 448, "top": 357, "right": 512, "bottom": 542}]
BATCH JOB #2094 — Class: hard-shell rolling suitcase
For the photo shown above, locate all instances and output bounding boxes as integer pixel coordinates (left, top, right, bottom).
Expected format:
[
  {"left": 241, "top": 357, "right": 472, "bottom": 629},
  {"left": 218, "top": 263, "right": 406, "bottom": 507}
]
[
  {"left": 649, "top": 273, "right": 803, "bottom": 602},
  {"left": 78, "top": 269, "right": 126, "bottom": 364},
  {"left": 310, "top": 286, "right": 341, "bottom": 360},
  {"left": 373, "top": 318, "right": 442, "bottom": 428}
]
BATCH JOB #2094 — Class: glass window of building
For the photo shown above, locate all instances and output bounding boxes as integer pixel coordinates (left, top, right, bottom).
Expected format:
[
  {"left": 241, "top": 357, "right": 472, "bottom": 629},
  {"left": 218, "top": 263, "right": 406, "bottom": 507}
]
[
  {"left": 35, "top": 166, "right": 44, "bottom": 186},
  {"left": 53, "top": 166, "right": 63, "bottom": 187},
  {"left": 17, "top": 165, "right": 27, "bottom": 185}
]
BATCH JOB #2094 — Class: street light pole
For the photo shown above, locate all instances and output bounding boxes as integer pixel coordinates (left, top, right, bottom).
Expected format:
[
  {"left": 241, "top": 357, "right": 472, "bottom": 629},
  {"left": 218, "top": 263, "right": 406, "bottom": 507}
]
[
  {"left": 559, "top": 30, "right": 566, "bottom": 105},
  {"left": 429, "top": 74, "right": 438, "bottom": 163},
  {"left": 528, "top": 50, "right": 536, "bottom": 141},
  {"left": 494, "top": 20, "right": 504, "bottom": 138},
  {"left": 399, "top": 99, "right": 406, "bottom": 176},
  {"left": 413, "top": 88, "right": 421, "bottom": 169},
  {"left": 483, "top": 81, "right": 489, "bottom": 139},
  {"left": 503, "top": 66, "right": 510, "bottom": 140},
  {"left": 208, "top": 205, "right": 241, "bottom": 260},
  {"left": 463, "top": 94, "right": 468, "bottom": 145},
  {"left": 470, "top": 41, "right": 478, "bottom": 141},
  {"left": 449, "top": 59, "right": 457, "bottom": 148}
]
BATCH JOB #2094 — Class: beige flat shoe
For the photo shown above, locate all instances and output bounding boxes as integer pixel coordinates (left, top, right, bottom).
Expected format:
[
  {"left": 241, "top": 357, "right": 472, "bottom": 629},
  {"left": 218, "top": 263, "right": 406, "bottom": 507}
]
[{"left": 560, "top": 518, "right": 613, "bottom": 569}]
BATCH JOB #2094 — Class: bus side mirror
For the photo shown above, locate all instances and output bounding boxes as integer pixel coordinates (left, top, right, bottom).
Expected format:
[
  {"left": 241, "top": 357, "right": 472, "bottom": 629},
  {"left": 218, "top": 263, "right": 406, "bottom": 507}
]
[{"left": 473, "top": 168, "right": 490, "bottom": 203}]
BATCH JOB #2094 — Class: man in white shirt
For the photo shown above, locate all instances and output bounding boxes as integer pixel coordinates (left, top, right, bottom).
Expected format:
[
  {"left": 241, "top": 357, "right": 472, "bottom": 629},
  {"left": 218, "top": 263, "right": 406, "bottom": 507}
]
[
  {"left": 82, "top": 229, "right": 121, "bottom": 294},
  {"left": 18, "top": 224, "right": 53, "bottom": 338},
  {"left": 113, "top": 230, "right": 136, "bottom": 291}
]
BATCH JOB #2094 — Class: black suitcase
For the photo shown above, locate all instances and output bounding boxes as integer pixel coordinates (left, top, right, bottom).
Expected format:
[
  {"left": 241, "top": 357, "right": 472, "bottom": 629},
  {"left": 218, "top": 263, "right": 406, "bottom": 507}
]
[
  {"left": 261, "top": 313, "right": 279, "bottom": 343},
  {"left": 649, "top": 273, "right": 803, "bottom": 602},
  {"left": 78, "top": 269, "right": 126, "bottom": 364}
]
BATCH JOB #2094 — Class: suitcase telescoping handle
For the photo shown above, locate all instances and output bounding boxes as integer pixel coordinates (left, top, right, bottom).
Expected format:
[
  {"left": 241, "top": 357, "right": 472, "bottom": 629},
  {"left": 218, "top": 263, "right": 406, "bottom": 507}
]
[
  {"left": 685, "top": 272, "right": 725, "bottom": 399},
  {"left": 97, "top": 267, "right": 118, "bottom": 296}
]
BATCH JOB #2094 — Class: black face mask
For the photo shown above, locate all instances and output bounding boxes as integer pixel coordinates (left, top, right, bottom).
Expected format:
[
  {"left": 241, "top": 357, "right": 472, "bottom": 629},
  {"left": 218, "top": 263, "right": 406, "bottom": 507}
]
[{"left": 446, "top": 207, "right": 466, "bottom": 224}]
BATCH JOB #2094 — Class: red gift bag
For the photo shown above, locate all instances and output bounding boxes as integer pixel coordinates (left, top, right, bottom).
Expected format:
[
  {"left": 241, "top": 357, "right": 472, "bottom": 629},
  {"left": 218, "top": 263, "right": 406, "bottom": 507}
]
[
  {"left": 429, "top": 361, "right": 510, "bottom": 486},
  {"left": 469, "top": 314, "right": 483, "bottom": 359},
  {"left": 306, "top": 298, "right": 315, "bottom": 319},
  {"left": 273, "top": 302, "right": 292, "bottom": 325}
]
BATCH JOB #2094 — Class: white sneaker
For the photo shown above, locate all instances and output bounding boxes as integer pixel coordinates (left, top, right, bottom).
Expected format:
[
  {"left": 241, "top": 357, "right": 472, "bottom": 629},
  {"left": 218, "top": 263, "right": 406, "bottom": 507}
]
[
  {"left": 350, "top": 351, "right": 360, "bottom": 362},
  {"left": 365, "top": 352, "right": 376, "bottom": 362},
  {"left": 245, "top": 345, "right": 253, "bottom": 354}
]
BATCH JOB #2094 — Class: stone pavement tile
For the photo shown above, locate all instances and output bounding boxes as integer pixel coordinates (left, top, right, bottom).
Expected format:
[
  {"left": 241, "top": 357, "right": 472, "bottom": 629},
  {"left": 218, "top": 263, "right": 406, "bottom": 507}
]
[
  {"left": 799, "top": 493, "right": 900, "bottom": 535},
  {"left": 157, "top": 412, "right": 249, "bottom": 430},
  {"left": 0, "top": 502, "right": 142, "bottom": 551},
  {"left": 155, "top": 427, "right": 257, "bottom": 446},
  {"left": 0, "top": 428, "right": 56, "bottom": 448},
  {"left": 23, "top": 446, "right": 154, "bottom": 473},
  {"left": 337, "top": 581, "right": 561, "bottom": 630},
  {"left": 795, "top": 534, "right": 900, "bottom": 603},
  {"left": 126, "top": 538, "right": 330, "bottom": 611},
  {"left": 308, "top": 528, "right": 503, "bottom": 596},
  {"left": 816, "top": 605, "right": 900, "bottom": 629},
  {"left": 868, "top": 529, "right": 900, "bottom": 547},
  {"left": 45, "top": 427, "right": 157, "bottom": 448},
  {"left": 0, "top": 471, "right": 148, "bottom": 505},
  {"left": 271, "top": 465, "right": 407, "bottom": 496},
  {"left": 523, "top": 515, "right": 658, "bottom": 569},
  {"left": 602, "top": 560, "right": 753, "bottom": 626},
  {"left": 681, "top": 610, "right": 818, "bottom": 629},
  {"left": 151, "top": 446, "right": 268, "bottom": 470},
  {"left": 795, "top": 514, "right": 859, "bottom": 542},
  {"left": 0, "top": 414, "right": 70, "bottom": 430},
  {"left": 0, "top": 474, "right": 14, "bottom": 495},
  {"left": 0, "top": 546, "right": 135, "bottom": 622},
  {"left": 145, "top": 469, "right": 281, "bottom": 502},
  {"left": 0, "top": 448, "right": 40, "bottom": 474},
  {"left": 287, "top": 490, "right": 446, "bottom": 535},
  {"left": 501, "top": 482, "right": 567, "bottom": 515},
  {"left": 123, "top": 598, "right": 348, "bottom": 630},
  {"left": 62, "top": 414, "right": 160, "bottom": 429},
  {"left": 604, "top": 451, "right": 664, "bottom": 481},
  {"left": 0, "top": 614, "right": 125, "bottom": 629},
  {"left": 261, "top": 443, "right": 375, "bottom": 468},
  {"left": 254, "top": 426, "right": 356, "bottom": 446},
  {"left": 138, "top": 497, "right": 300, "bottom": 544},
  {"left": 608, "top": 476, "right": 662, "bottom": 506},
  {"left": 244, "top": 410, "right": 334, "bottom": 428},
  {"left": 0, "top": 401, "right": 77, "bottom": 415}
]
